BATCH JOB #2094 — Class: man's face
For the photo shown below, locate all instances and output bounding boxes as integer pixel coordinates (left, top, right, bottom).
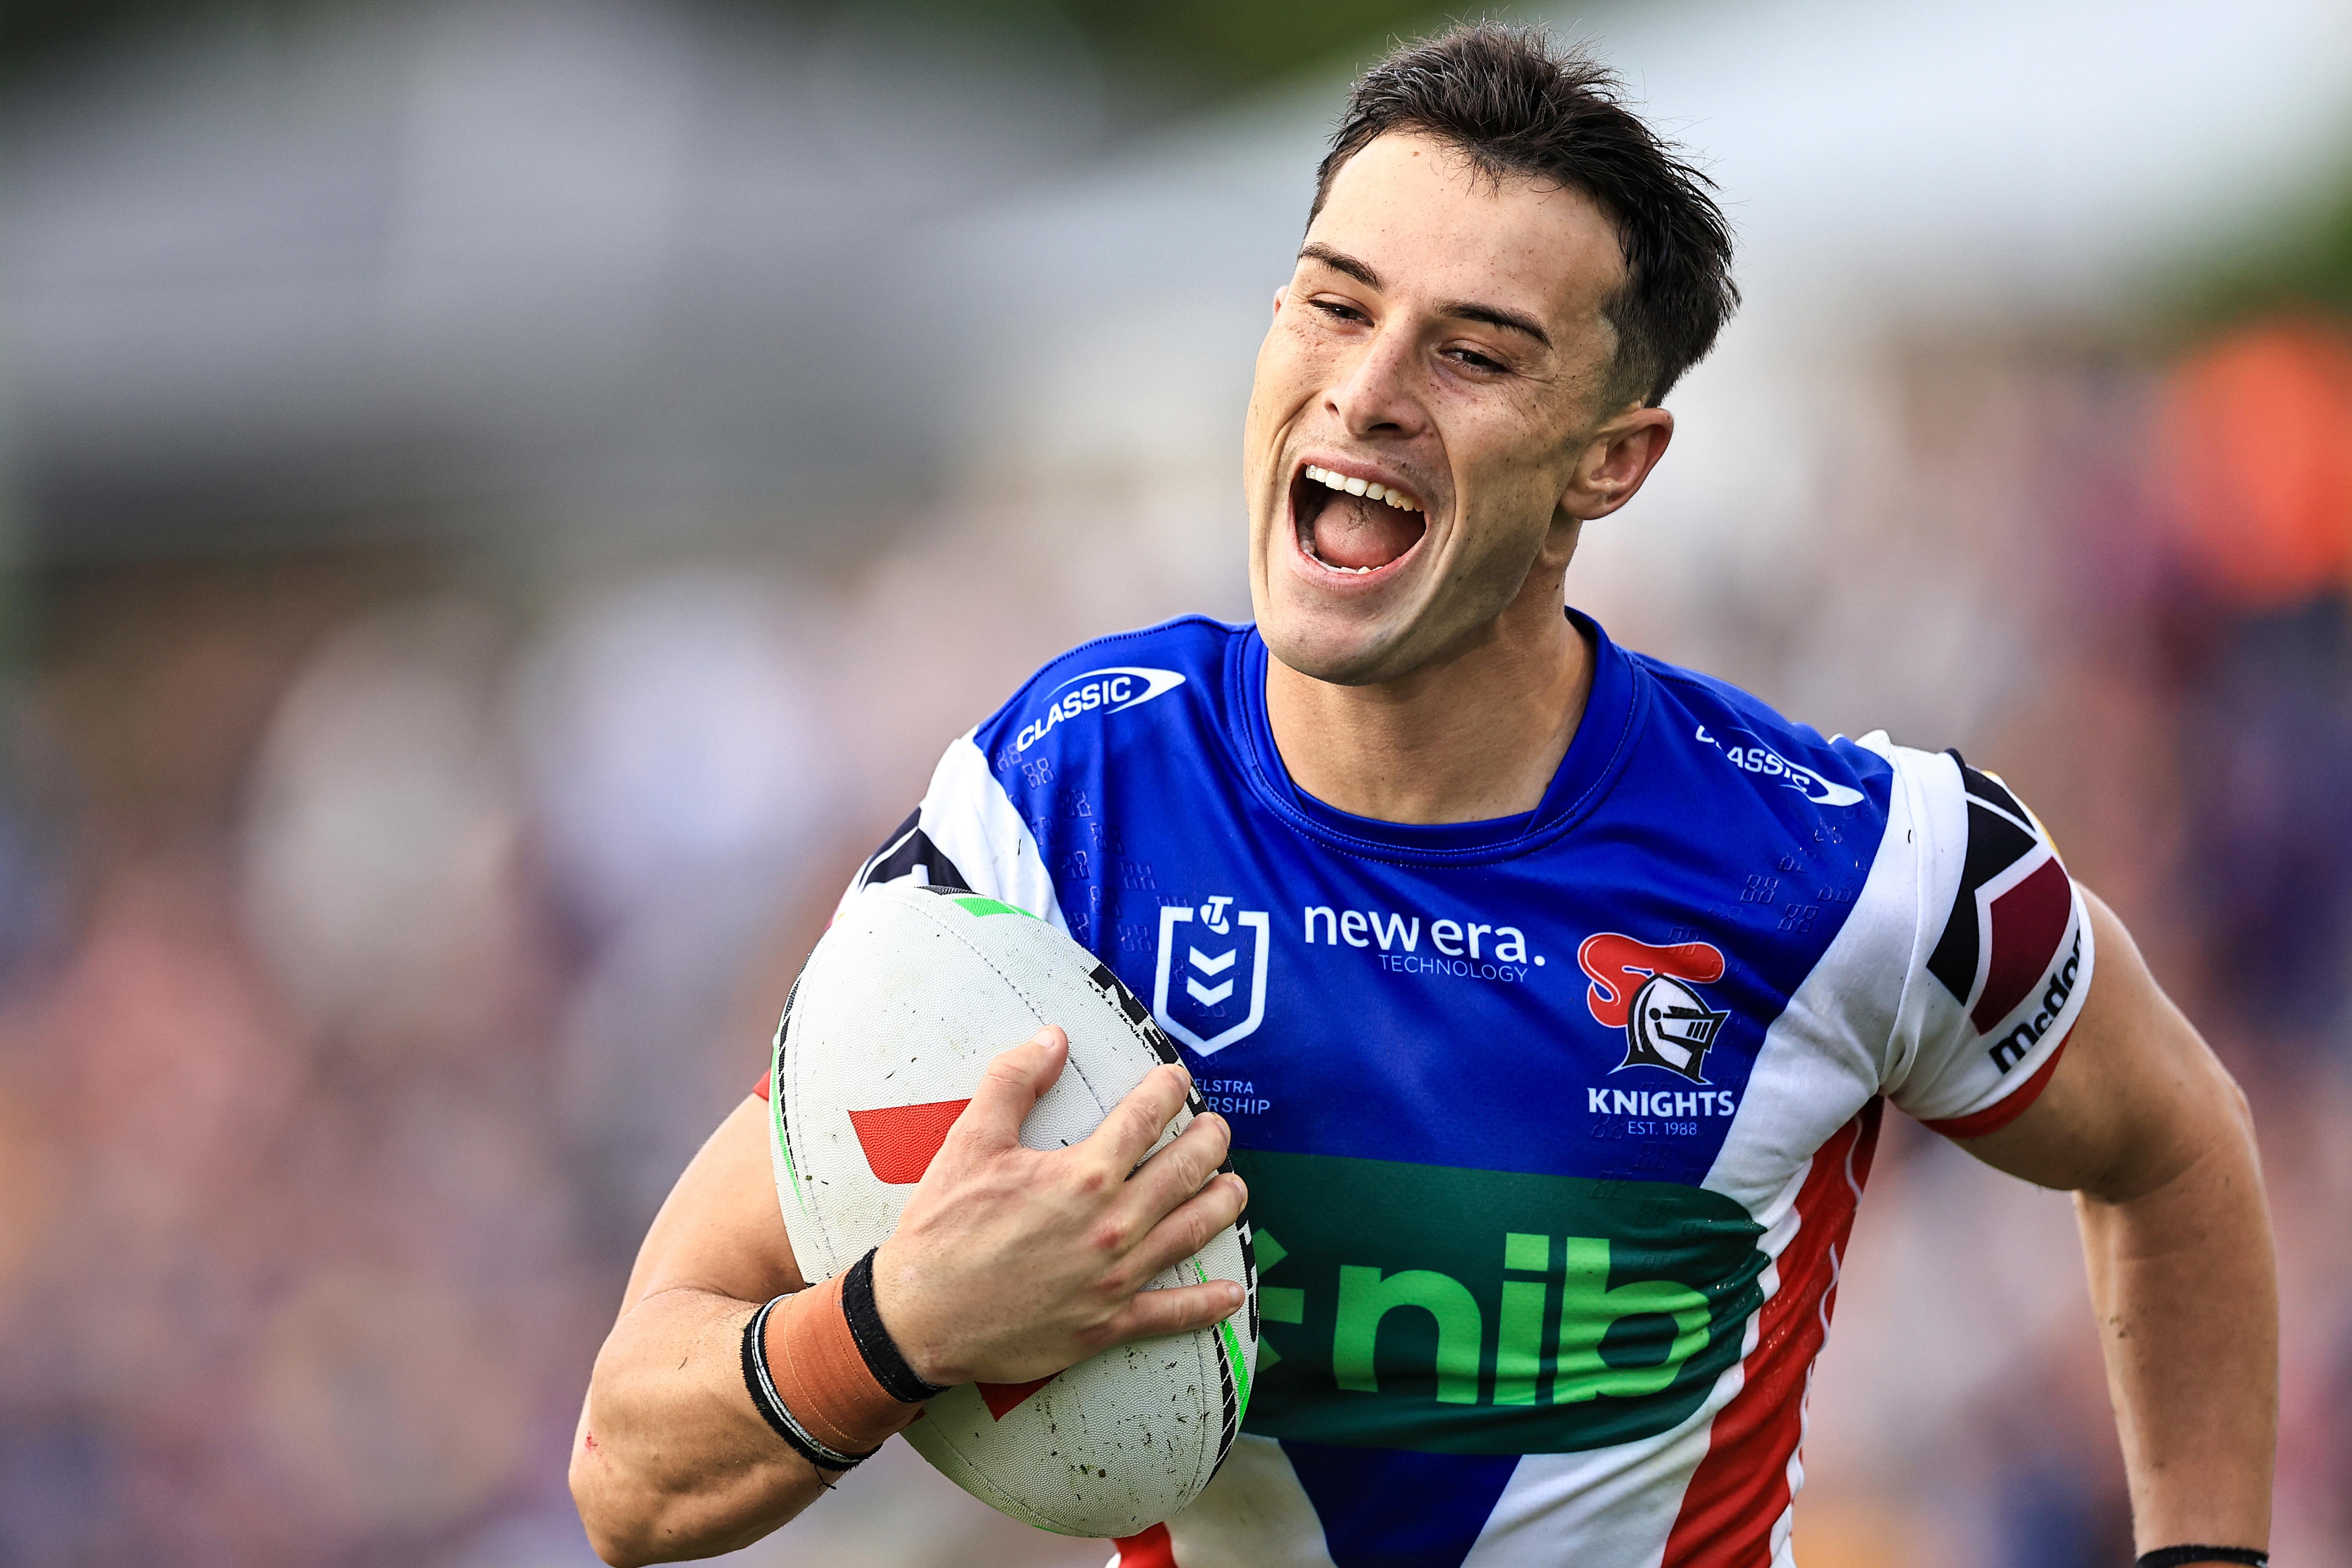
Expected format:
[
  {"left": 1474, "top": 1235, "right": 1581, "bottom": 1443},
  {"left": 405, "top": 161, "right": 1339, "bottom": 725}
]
[{"left": 1244, "top": 131, "right": 1650, "bottom": 685}]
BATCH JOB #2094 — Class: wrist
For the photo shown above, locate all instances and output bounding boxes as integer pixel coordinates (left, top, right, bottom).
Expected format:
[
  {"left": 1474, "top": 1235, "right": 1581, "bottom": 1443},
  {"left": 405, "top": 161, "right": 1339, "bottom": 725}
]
[
  {"left": 2136, "top": 1547, "right": 2269, "bottom": 1568},
  {"left": 866, "top": 1240, "right": 963, "bottom": 1387},
  {"left": 842, "top": 1248, "right": 957, "bottom": 1398}
]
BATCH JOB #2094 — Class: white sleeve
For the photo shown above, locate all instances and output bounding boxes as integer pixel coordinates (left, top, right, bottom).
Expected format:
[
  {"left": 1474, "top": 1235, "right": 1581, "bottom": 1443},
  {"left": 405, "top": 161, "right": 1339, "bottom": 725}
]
[
  {"left": 836, "top": 732, "right": 1070, "bottom": 933},
  {"left": 1869, "top": 737, "right": 2094, "bottom": 1134}
]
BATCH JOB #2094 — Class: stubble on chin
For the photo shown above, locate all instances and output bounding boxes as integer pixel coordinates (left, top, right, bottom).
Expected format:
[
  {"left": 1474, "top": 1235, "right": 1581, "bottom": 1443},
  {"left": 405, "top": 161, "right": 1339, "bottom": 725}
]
[{"left": 1262, "top": 590, "right": 1436, "bottom": 688}]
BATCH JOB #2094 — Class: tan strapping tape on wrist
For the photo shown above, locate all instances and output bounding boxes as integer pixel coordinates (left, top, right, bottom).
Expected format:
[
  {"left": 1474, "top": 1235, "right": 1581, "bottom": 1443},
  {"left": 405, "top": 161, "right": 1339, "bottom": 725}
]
[{"left": 764, "top": 1276, "right": 924, "bottom": 1455}]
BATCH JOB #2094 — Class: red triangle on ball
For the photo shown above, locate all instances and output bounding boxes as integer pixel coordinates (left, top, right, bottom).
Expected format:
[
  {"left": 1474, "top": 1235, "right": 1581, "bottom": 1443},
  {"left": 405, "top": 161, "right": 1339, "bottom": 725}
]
[
  {"left": 845, "top": 1100, "right": 971, "bottom": 1183},
  {"left": 976, "top": 1375, "right": 1057, "bottom": 1419}
]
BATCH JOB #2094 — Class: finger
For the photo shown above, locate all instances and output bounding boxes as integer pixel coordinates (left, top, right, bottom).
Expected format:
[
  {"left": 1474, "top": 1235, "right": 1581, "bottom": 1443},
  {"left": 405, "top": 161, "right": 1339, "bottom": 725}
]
[
  {"left": 1123, "top": 1173, "right": 1249, "bottom": 1285},
  {"left": 1082, "top": 1062, "right": 1194, "bottom": 1175},
  {"left": 1098, "top": 1277, "right": 1248, "bottom": 1348},
  {"left": 955, "top": 1027, "right": 1068, "bottom": 1153},
  {"left": 1117, "top": 1111, "right": 1231, "bottom": 1223}
]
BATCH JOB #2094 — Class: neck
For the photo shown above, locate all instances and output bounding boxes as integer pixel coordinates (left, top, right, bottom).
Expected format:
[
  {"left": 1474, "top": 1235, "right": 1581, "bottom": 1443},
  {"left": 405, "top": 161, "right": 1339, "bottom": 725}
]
[{"left": 1265, "top": 582, "right": 1594, "bottom": 826}]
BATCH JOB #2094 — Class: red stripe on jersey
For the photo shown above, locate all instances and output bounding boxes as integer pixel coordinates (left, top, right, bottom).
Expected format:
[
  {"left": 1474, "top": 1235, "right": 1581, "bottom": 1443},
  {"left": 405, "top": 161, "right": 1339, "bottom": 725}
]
[
  {"left": 1969, "top": 858, "right": 2071, "bottom": 1033},
  {"left": 752, "top": 1070, "right": 771, "bottom": 1101},
  {"left": 1662, "top": 1098, "right": 1882, "bottom": 1567},
  {"left": 1920, "top": 1032, "right": 2069, "bottom": 1141},
  {"left": 1112, "top": 1523, "right": 1177, "bottom": 1567},
  {"left": 845, "top": 1100, "right": 971, "bottom": 1184}
]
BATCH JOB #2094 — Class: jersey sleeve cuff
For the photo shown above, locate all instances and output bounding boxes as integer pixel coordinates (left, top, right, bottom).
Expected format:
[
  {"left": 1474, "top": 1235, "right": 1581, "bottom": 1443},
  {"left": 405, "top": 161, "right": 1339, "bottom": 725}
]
[{"left": 1917, "top": 1029, "right": 2070, "bottom": 1140}]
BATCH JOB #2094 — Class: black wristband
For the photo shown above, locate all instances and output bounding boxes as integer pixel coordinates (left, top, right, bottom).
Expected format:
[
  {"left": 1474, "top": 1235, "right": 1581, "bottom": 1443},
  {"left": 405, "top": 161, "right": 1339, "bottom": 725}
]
[
  {"left": 2137, "top": 1548, "right": 2269, "bottom": 1568},
  {"left": 739, "top": 1295, "right": 879, "bottom": 1472},
  {"left": 841, "top": 1249, "right": 952, "bottom": 1403}
]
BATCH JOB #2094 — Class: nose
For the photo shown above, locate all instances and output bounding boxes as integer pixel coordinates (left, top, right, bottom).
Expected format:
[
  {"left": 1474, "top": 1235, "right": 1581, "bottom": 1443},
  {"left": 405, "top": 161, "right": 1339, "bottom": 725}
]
[{"left": 1325, "top": 325, "right": 1427, "bottom": 441}]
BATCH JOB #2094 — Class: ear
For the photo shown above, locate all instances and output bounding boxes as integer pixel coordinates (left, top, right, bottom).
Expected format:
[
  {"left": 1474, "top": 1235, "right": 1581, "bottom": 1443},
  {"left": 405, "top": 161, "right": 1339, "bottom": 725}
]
[
  {"left": 1563, "top": 407, "right": 1674, "bottom": 522},
  {"left": 1272, "top": 287, "right": 1287, "bottom": 319}
]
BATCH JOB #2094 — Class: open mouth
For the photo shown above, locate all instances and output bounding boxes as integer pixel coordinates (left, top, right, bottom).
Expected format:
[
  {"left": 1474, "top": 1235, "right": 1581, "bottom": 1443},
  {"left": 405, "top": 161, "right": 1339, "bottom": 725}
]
[{"left": 1290, "top": 462, "right": 1429, "bottom": 577}]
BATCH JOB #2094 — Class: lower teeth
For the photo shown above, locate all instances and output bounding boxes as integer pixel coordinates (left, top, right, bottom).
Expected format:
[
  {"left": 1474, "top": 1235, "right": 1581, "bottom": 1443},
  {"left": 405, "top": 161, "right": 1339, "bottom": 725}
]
[{"left": 1302, "top": 536, "right": 1379, "bottom": 574}]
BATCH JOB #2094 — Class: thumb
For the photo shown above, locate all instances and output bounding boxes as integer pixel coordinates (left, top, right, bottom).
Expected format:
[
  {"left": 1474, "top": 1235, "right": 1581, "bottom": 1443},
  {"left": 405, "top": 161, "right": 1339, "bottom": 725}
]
[{"left": 958, "top": 1027, "right": 1067, "bottom": 1152}]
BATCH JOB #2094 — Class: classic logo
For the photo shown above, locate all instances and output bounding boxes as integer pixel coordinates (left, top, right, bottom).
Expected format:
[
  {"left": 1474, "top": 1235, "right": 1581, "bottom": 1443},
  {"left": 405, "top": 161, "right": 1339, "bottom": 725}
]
[
  {"left": 1234, "top": 1149, "right": 1766, "bottom": 1454},
  {"left": 1580, "top": 933, "right": 1730, "bottom": 1085},
  {"left": 1154, "top": 896, "right": 1269, "bottom": 1056},
  {"left": 1013, "top": 666, "right": 1186, "bottom": 753},
  {"left": 1693, "top": 723, "right": 1865, "bottom": 808}
]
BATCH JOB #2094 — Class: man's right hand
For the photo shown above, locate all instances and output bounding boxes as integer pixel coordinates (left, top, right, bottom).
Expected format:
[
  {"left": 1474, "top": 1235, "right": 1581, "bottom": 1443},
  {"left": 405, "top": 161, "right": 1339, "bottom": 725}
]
[{"left": 870, "top": 1025, "right": 1250, "bottom": 1388}]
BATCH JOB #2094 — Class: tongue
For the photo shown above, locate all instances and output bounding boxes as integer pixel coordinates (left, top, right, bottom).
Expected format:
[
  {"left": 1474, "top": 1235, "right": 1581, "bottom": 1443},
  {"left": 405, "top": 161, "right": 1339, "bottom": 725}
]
[{"left": 1313, "top": 494, "right": 1421, "bottom": 570}]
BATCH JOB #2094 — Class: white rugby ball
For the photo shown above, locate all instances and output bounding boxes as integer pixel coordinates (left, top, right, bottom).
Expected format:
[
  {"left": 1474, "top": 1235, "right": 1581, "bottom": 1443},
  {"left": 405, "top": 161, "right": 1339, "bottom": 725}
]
[{"left": 767, "top": 880, "right": 1258, "bottom": 1538}]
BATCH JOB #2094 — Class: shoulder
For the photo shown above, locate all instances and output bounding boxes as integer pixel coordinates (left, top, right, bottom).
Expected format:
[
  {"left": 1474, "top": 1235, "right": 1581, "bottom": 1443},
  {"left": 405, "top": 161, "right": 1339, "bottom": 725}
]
[
  {"left": 1624, "top": 648, "right": 1896, "bottom": 818},
  {"left": 1612, "top": 652, "right": 2091, "bottom": 1133},
  {"left": 968, "top": 614, "right": 1245, "bottom": 774},
  {"left": 1623, "top": 648, "right": 2044, "bottom": 981},
  {"left": 843, "top": 617, "right": 1246, "bottom": 923}
]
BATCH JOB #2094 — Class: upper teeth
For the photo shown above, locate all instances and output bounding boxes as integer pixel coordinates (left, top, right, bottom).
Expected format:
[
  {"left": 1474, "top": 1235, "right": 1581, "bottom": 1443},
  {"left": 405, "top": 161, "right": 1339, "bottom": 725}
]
[{"left": 1305, "top": 465, "right": 1418, "bottom": 510}]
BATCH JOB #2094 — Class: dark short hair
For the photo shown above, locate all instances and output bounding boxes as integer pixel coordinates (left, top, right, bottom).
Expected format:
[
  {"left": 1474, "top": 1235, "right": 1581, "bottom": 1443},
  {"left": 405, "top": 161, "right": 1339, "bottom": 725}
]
[{"left": 1312, "top": 23, "right": 1738, "bottom": 408}]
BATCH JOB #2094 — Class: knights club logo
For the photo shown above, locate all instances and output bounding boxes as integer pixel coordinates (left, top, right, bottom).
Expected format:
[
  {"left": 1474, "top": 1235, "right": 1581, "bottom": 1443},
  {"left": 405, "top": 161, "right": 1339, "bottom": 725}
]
[
  {"left": 1579, "top": 933, "right": 1730, "bottom": 1084},
  {"left": 1153, "top": 896, "right": 1270, "bottom": 1056}
]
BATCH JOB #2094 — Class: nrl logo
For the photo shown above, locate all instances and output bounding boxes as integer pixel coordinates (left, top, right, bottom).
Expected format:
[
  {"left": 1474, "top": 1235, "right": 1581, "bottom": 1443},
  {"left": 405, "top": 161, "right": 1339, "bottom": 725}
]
[
  {"left": 1153, "top": 896, "right": 1270, "bottom": 1057},
  {"left": 1579, "top": 933, "right": 1731, "bottom": 1085}
]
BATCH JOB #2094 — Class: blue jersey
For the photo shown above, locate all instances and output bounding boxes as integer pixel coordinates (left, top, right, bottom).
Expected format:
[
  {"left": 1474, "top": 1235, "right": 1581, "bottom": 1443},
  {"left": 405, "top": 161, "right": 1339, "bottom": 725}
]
[{"left": 838, "top": 612, "right": 2091, "bottom": 1568}]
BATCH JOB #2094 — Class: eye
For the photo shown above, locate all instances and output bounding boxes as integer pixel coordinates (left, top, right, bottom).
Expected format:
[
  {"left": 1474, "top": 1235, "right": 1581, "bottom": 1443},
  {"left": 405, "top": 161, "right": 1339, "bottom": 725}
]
[
  {"left": 1446, "top": 345, "right": 1510, "bottom": 374},
  {"left": 1310, "top": 298, "right": 1370, "bottom": 327}
]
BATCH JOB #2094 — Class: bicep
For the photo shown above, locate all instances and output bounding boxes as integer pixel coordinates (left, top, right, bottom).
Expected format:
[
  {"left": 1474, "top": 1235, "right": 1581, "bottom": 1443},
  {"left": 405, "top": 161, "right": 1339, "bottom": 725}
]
[
  {"left": 1955, "top": 889, "right": 2250, "bottom": 1200},
  {"left": 617, "top": 1096, "right": 806, "bottom": 1318}
]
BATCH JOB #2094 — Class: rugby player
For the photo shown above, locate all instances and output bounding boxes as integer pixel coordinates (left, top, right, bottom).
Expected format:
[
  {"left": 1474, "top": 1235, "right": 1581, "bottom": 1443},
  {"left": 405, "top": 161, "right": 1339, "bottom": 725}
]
[{"left": 571, "top": 25, "right": 2277, "bottom": 1568}]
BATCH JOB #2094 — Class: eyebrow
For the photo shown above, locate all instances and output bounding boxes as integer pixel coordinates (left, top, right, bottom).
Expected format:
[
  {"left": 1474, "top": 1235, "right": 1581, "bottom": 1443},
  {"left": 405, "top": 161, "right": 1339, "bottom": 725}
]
[
  {"left": 1296, "top": 242, "right": 1553, "bottom": 351},
  {"left": 1440, "top": 299, "right": 1552, "bottom": 350},
  {"left": 1299, "top": 242, "right": 1381, "bottom": 290}
]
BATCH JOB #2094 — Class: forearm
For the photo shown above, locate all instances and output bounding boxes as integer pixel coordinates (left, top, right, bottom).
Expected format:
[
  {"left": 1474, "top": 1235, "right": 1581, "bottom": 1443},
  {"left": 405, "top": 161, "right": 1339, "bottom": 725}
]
[
  {"left": 571, "top": 1287, "right": 830, "bottom": 1567},
  {"left": 2076, "top": 1091, "right": 2277, "bottom": 1554}
]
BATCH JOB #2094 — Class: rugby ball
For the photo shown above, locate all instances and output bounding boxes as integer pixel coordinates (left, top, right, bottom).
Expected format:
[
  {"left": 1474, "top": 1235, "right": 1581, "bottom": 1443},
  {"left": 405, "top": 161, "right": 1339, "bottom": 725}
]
[{"left": 767, "top": 881, "right": 1258, "bottom": 1537}]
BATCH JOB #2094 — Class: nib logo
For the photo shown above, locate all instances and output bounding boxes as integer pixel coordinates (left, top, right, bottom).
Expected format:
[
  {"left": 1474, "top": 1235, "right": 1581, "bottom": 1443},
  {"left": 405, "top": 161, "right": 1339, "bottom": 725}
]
[{"left": 1153, "top": 896, "right": 1270, "bottom": 1057}]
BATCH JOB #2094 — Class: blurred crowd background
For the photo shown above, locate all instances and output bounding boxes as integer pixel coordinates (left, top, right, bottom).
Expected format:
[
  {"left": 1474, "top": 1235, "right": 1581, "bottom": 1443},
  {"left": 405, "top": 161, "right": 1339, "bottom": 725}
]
[{"left": 3, "top": 1, "right": 2350, "bottom": 1563}]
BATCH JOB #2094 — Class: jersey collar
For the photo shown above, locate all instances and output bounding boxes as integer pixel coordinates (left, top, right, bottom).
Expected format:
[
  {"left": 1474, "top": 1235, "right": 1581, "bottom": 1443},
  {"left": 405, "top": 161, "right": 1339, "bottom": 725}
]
[{"left": 1229, "top": 607, "right": 1644, "bottom": 865}]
